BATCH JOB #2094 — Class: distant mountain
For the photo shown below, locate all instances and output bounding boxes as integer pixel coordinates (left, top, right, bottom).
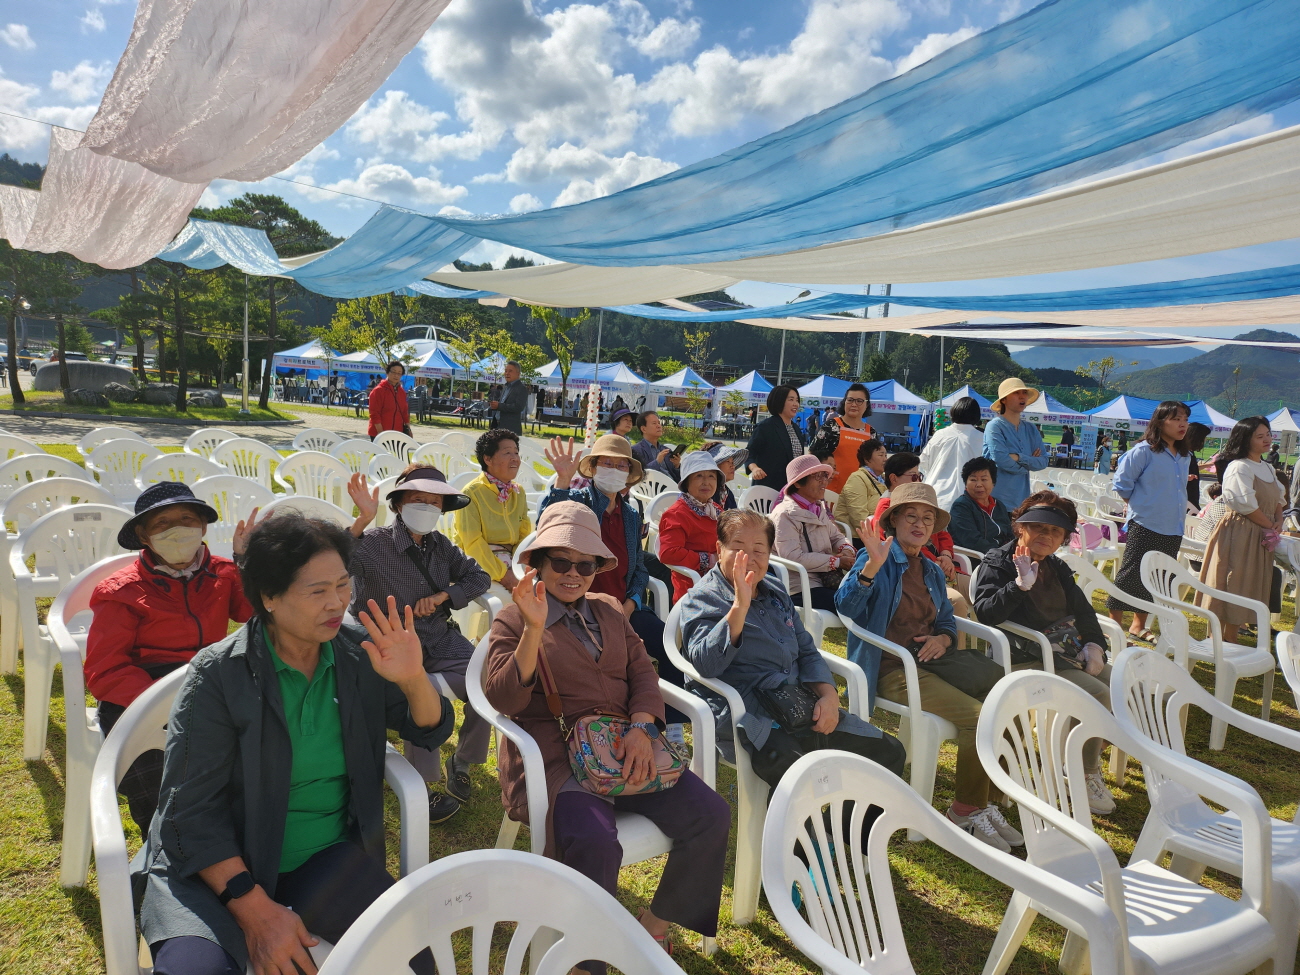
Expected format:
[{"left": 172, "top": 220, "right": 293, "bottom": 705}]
[
  {"left": 1114, "top": 329, "right": 1300, "bottom": 416},
  {"left": 1012, "top": 344, "right": 1203, "bottom": 375}
]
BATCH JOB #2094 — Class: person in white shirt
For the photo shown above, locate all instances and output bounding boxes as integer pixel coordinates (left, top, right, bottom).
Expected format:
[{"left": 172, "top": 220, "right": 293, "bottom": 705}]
[{"left": 921, "top": 397, "right": 986, "bottom": 510}]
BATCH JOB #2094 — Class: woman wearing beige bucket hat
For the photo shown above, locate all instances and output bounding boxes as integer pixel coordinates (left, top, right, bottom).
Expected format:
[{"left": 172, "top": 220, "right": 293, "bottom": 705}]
[
  {"left": 982, "top": 377, "right": 1048, "bottom": 510},
  {"left": 484, "top": 502, "right": 731, "bottom": 967}
]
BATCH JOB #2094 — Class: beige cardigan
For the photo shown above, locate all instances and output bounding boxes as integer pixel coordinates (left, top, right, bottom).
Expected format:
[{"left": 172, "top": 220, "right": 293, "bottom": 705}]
[{"left": 771, "top": 495, "right": 854, "bottom": 594}]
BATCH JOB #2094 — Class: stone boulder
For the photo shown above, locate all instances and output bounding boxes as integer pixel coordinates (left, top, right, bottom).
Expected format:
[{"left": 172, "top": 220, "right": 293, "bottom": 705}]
[
  {"left": 33, "top": 360, "right": 137, "bottom": 392},
  {"left": 103, "top": 382, "right": 139, "bottom": 403},
  {"left": 139, "top": 383, "right": 180, "bottom": 406},
  {"left": 63, "top": 388, "right": 111, "bottom": 408},
  {"left": 188, "top": 389, "right": 227, "bottom": 408}
]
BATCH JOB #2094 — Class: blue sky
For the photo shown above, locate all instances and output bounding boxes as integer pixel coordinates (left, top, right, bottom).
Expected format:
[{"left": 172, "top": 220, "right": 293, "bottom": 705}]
[{"left": 3, "top": 0, "right": 1300, "bottom": 340}]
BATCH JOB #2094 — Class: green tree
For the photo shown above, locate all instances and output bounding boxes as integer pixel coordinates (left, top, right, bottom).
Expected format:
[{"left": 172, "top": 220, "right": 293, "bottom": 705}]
[
  {"left": 481, "top": 329, "right": 548, "bottom": 382},
  {"left": 1074, "top": 355, "right": 1137, "bottom": 409},
  {"left": 0, "top": 245, "right": 85, "bottom": 402},
  {"left": 526, "top": 304, "right": 589, "bottom": 404},
  {"left": 722, "top": 388, "right": 747, "bottom": 417},
  {"left": 681, "top": 326, "right": 716, "bottom": 373},
  {"left": 315, "top": 294, "right": 420, "bottom": 366},
  {"left": 655, "top": 357, "right": 685, "bottom": 378},
  {"left": 443, "top": 319, "right": 489, "bottom": 396},
  {"left": 860, "top": 350, "right": 892, "bottom": 382},
  {"left": 631, "top": 344, "right": 656, "bottom": 376}
]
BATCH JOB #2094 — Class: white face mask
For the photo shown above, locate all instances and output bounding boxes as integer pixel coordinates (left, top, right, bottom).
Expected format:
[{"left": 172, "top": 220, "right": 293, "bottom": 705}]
[
  {"left": 150, "top": 525, "right": 204, "bottom": 565},
  {"left": 592, "top": 467, "right": 630, "bottom": 494},
  {"left": 401, "top": 503, "right": 441, "bottom": 535}
]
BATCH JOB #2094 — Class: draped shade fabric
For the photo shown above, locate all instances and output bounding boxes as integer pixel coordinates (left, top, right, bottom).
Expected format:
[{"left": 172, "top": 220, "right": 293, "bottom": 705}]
[{"left": 81, "top": 0, "right": 454, "bottom": 183}]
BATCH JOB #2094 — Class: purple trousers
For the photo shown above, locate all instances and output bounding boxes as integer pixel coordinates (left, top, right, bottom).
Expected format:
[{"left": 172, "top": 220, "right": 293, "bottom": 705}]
[{"left": 552, "top": 769, "right": 730, "bottom": 946}]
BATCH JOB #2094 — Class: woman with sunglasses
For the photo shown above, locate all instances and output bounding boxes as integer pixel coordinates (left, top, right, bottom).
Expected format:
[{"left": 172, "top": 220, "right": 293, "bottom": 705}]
[{"left": 484, "top": 502, "right": 730, "bottom": 970}]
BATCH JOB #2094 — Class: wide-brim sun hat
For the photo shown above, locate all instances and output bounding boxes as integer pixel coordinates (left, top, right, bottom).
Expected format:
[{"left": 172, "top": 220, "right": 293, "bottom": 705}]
[
  {"left": 781, "top": 454, "right": 834, "bottom": 495},
  {"left": 882, "top": 482, "right": 951, "bottom": 532},
  {"left": 993, "top": 377, "right": 1040, "bottom": 408},
  {"left": 1014, "top": 503, "right": 1077, "bottom": 536},
  {"left": 577, "top": 434, "right": 644, "bottom": 486},
  {"left": 117, "top": 481, "right": 218, "bottom": 550},
  {"left": 677, "top": 450, "right": 724, "bottom": 491},
  {"left": 390, "top": 467, "right": 471, "bottom": 513},
  {"left": 706, "top": 442, "right": 748, "bottom": 470},
  {"left": 515, "top": 501, "right": 618, "bottom": 572}
]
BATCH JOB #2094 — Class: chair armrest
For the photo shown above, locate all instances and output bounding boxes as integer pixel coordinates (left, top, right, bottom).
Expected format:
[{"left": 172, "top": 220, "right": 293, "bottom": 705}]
[
  {"left": 953, "top": 552, "right": 972, "bottom": 575},
  {"left": 658, "top": 680, "right": 716, "bottom": 789},
  {"left": 769, "top": 556, "right": 815, "bottom": 624},
  {"left": 840, "top": 617, "right": 926, "bottom": 724},
  {"left": 383, "top": 745, "right": 430, "bottom": 876},
  {"left": 664, "top": 563, "right": 702, "bottom": 585},
  {"left": 820, "top": 650, "right": 870, "bottom": 718},
  {"left": 472, "top": 592, "right": 503, "bottom": 628},
  {"left": 953, "top": 545, "right": 982, "bottom": 563},
  {"left": 957, "top": 618, "right": 1013, "bottom": 673},
  {"left": 90, "top": 739, "right": 140, "bottom": 975},
  {"left": 998, "top": 619, "right": 1055, "bottom": 673},
  {"left": 465, "top": 677, "right": 552, "bottom": 854},
  {"left": 1096, "top": 616, "right": 1126, "bottom": 660},
  {"left": 645, "top": 577, "right": 670, "bottom": 622}
]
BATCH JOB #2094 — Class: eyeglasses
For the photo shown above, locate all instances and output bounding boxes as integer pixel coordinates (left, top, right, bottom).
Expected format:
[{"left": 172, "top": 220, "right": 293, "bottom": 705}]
[
  {"left": 900, "top": 471, "right": 924, "bottom": 483},
  {"left": 546, "top": 556, "right": 599, "bottom": 576},
  {"left": 844, "top": 397, "right": 868, "bottom": 406},
  {"left": 897, "top": 509, "right": 937, "bottom": 527},
  {"left": 595, "top": 458, "right": 631, "bottom": 472}
]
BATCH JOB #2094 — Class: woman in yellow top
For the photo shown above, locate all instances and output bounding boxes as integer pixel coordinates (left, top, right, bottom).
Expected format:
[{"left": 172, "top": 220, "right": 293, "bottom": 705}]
[
  {"left": 810, "top": 383, "right": 876, "bottom": 493},
  {"left": 837, "top": 437, "right": 888, "bottom": 547},
  {"left": 455, "top": 428, "right": 532, "bottom": 589}
]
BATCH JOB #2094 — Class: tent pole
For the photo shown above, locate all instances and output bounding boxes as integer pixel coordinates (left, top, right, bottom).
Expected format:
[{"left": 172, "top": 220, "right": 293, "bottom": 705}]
[
  {"left": 856, "top": 284, "right": 871, "bottom": 377},
  {"left": 593, "top": 309, "right": 603, "bottom": 385},
  {"left": 876, "top": 284, "right": 891, "bottom": 352},
  {"left": 240, "top": 273, "right": 250, "bottom": 414},
  {"left": 777, "top": 330, "right": 786, "bottom": 385},
  {"left": 938, "top": 335, "right": 944, "bottom": 405}
]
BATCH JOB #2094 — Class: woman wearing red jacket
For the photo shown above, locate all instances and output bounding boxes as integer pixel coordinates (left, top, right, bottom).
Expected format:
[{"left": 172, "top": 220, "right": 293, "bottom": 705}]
[
  {"left": 368, "top": 360, "right": 412, "bottom": 439},
  {"left": 658, "top": 451, "right": 726, "bottom": 601},
  {"left": 84, "top": 482, "right": 257, "bottom": 834}
]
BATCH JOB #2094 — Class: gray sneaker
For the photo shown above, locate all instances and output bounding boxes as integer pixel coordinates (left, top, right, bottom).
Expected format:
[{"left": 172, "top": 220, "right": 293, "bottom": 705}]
[
  {"left": 1085, "top": 771, "right": 1117, "bottom": 816},
  {"left": 982, "top": 804, "right": 1025, "bottom": 847},
  {"left": 947, "top": 806, "right": 1011, "bottom": 853}
]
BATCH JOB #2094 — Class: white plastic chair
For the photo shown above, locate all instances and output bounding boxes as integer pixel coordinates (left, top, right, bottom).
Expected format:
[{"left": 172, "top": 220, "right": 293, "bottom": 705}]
[
  {"left": 644, "top": 490, "right": 677, "bottom": 533},
  {"left": 464, "top": 634, "right": 719, "bottom": 955},
  {"left": 182, "top": 427, "right": 237, "bottom": 459},
  {"left": 373, "top": 428, "right": 418, "bottom": 460},
  {"left": 332, "top": 437, "right": 387, "bottom": 475},
  {"left": 739, "top": 484, "right": 779, "bottom": 515},
  {"left": 317, "top": 849, "right": 689, "bottom": 975},
  {"left": 191, "top": 475, "right": 275, "bottom": 558},
  {"left": 47, "top": 552, "right": 137, "bottom": 886},
  {"left": 762, "top": 751, "right": 1124, "bottom": 975},
  {"left": 291, "top": 427, "right": 342, "bottom": 453},
  {"left": 0, "top": 452, "right": 93, "bottom": 501},
  {"left": 371, "top": 476, "right": 399, "bottom": 528},
  {"left": 367, "top": 451, "right": 406, "bottom": 483},
  {"left": 256, "top": 494, "right": 354, "bottom": 530},
  {"left": 92, "top": 668, "right": 430, "bottom": 975},
  {"left": 449, "top": 470, "right": 478, "bottom": 491},
  {"left": 211, "top": 437, "right": 281, "bottom": 490},
  {"left": 77, "top": 426, "right": 145, "bottom": 459},
  {"left": 1140, "top": 551, "right": 1276, "bottom": 750},
  {"left": 411, "top": 442, "right": 474, "bottom": 477},
  {"left": 436, "top": 431, "right": 478, "bottom": 455},
  {"left": 976, "top": 670, "right": 1277, "bottom": 975},
  {"left": 134, "top": 452, "right": 223, "bottom": 489},
  {"left": 87, "top": 439, "right": 162, "bottom": 504},
  {"left": 1280, "top": 630, "right": 1300, "bottom": 711},
  {"left": 274, "top": 450, "right": 351, "bottom": 507},
  {"left": 838, "top": 614, "right": 1011, "bottom": 839},
  {"left": 14, "top": 505, "right": 130, "bottom": 761},
  {"left": 630, "top": 468, "right": 679, "bottom": 505},
  {"left": 1112, "top": 647, "right": 1300, "bottom": 975},
  {"left": 664, "top": 599, "right": 873, "bottom": 925},
  {"left": 0, "top": 478, "right": 117, "bottom": 674},
  {"left": 769, "top": 555, "right": 842, "bottom": 647},
  {"left": 0, "top": 434, "right": 45, "bottom": 465}
]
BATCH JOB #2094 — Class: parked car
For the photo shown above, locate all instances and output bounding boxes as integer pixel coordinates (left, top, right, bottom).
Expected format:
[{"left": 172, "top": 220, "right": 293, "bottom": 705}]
[{"left": 30, "top": 350, "right": 89, "bottom": 374}]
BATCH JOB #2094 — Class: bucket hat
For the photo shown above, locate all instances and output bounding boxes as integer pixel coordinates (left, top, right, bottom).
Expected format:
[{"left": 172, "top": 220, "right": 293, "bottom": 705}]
[
  {"left": 576, "top": 434, "right": 644, "bottom": 486},
  {"left": 117, "top": 481, "right": 218, "bottom": 550},
  {"left": 993, "top": 377, "right": 1040, "bottom": 410},
  {"left": 781, "top": 454, "right": 834, "bottom": 495},
  {"left": 607, "top": 406, "right": 635, "bottom": 430},
  {"left": 389, "top": 465, "right": 471, "bottom": 513},
  {"left": 515, "top": 501, "right": 618, "bottom": 571},
  {"left": 881, "top": 482, "right": 951, "bottom": 532},
  {"left": 677, "top": 450, "right": 724, "bottom": 491},
  {"left": 705, "top": 442, "right": 748, "bottom": 471}
]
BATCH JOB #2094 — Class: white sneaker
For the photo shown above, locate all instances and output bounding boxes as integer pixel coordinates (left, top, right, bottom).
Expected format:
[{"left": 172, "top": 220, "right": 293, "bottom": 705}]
[
  {"left": 663, "top": 723, "right": 687, "bottom": 749},
  {"left": 947, "top": 806, "right": 1011, "bottom": 853},
  {"left": 982, "top": 804, "right": 1025, "bottom": 847},
  {"left": 1085, "top": 771, "right": 1117, "bottom": 816}
]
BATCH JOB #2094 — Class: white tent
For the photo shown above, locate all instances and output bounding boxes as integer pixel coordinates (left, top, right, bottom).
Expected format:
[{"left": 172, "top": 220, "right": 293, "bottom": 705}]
[
  {"left": 1022, "top": 392, "right": 1091, "bottom": 426},
  {"left": 1268, "top": 406, "right": 1300, "bottom": 434},
  {"left": 647, "top": 366, "right": 716, "bottom": 400},
  {"left": 934, "top": 384, "right": 995, "bottom": 419}
]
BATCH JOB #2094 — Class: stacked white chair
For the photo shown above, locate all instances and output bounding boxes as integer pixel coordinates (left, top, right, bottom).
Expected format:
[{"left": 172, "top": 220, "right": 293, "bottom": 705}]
[
  {"left": 134, "top": 452, "right": 223, "bottom": 489},
  {"left": 191, "top": 475, "right": 274, "bottom": 559},
  {"left": 1280, "top": 631, "right": 1300, "bottom": 709},
  {"left": 48, "top": 552, "right": 136, "bottom": 886},
  {"left": 373, "top": 428, "right": 418, "bottom": 460},
  {"left": 291, "top": 427, "right": 342, "bottom": 453},
  {"left": 762, "top": 751, "right": 1125, "bottom": 975},
  {"left": 92, "top": 667, "right": 431, "bottom": 975},
  {"left": 0, "top": 477, "right": 116, "bottom": 674},
  {"left": 367, "top": 451, "right": 406, "bottom": 483},
  {"left": 1112, "top": 647, "right": 1300, "bottom": 975},
  {"left": 15, "top": 505, "right": 131, "bottom": 762},
  {"left": 0, "top": 453, "right": 93, "bottom": 501},
  {"left": 257, "top": 494, "right": 354, "bottom": 529},
  {"left": 77, "top": 426, "right": 145, "bottom": 459},
  {"left": 182, "top": 427, "right": 237, "bottom": 459},
  {"left": 87, "top": 439, "right": 162, "bottom": 504},
  {"left": 0, "top": 433, "right": 46, "bottom": 464},
  {"left": 739, "top": 484, "right": 779, "bottom": 515},
  {"left": 436, "top": 430, "right": 478, "bottom": 455},
  {"left": 332, "top": 438, "right": 386, "bottom": 475},
  {"left": 274, "top": 450, "right": 351, "bottom": 507},
  {"left": 412, "top": 441, "right": 474, "bottom": 477},
  {"left": 1140, "top": 551, "right": 1276, "bottom": 749},
  {"left": 977, "top": 671, "right": 1277, "bottom": 975},
  {"left": 211, "top": 437, "right": 282, "bottom": 490}
]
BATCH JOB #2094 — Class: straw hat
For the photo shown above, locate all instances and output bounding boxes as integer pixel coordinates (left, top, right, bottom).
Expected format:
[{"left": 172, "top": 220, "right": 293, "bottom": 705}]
[
  {"left": 576, "top": 434, "right": 644, "bottom": 486},
  {"left": 515, "top": 501, "right": 618, "bottom": 571},
  {"left": 677, "top": 450, "right": 724, "bottom": 490},
  {"left": 781, "top": 454, "right": 834, "bottom": 494},
  {"left": 993, "top": 377, "right": 1040, "bottom": 411},
  {"left": 881, "top": 482, "right": 950, "bottom": 532}
]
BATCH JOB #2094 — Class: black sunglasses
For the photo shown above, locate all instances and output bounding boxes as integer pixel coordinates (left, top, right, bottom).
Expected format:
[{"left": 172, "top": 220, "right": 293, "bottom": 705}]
[{"left": 546, "top": 556, "right": 599, "bottom": 576}]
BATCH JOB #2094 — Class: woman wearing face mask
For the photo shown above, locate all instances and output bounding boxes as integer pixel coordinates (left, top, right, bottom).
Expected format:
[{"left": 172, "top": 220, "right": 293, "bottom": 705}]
[
  {"left": 83, "top": 482, "right": 259, "bottom": 836},
  {"left": 348, "top": 464, "right": 491, "bottom": 824}
]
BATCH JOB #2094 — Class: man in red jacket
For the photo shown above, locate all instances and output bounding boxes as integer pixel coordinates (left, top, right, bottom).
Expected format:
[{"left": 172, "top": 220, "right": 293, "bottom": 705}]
[
  {"left": 84, "top": 481, "right": 256, "bottom": 833},
  {"left": 368, "top": 359, "right": 412, "bottom": 439}
]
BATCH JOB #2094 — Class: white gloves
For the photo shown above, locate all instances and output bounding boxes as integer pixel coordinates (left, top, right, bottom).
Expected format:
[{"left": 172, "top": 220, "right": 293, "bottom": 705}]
[
  {"left": 1012, "top": 552, "right": 1038, "bottom": 590},
  {"left": 1081, "top": 642, "right": 1106, "bottom": 676}
]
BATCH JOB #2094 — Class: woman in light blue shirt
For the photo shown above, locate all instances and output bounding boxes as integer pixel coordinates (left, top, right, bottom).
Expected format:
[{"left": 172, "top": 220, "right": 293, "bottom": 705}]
[
  {"left": 1107, "top": 401, "right": 1191, "bottom": 641},
  {"left": 982, "top": 378, "right": 1048, "bottom": 510}
]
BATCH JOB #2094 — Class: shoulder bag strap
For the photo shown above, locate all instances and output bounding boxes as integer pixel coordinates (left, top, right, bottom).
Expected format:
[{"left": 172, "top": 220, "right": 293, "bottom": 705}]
[
  {"left": 532, "top": 644, "right": 569, "bottom": 737},
  {"left": 402, "top": 545, "right": 453, "bottom": 620}
]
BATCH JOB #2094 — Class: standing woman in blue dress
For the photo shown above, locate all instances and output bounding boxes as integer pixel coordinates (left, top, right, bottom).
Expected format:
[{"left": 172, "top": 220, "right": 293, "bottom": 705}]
[
  {"left": 982, "top": 378, "right": 1048, "bottom": 511},
  {"left": 1107, "top": 401, "right": 1191, "bottom": 641}
]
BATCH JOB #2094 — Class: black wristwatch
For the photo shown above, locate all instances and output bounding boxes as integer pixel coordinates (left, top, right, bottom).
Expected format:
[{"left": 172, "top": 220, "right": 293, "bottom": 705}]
[
  {"left": 629, "top": 721, "right": 661, "bottom": 740},
  {"left": 218, "top": 871, "right": 256, "bottom": 906}
]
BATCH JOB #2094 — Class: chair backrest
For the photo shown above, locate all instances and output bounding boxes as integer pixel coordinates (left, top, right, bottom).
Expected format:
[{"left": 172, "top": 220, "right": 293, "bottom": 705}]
[
  {"left": 135, "top": 452, "right": 223, "bottom": 489},
  {"left": 373, "top": 429, "right": 418, "bottom": 460},
  {"left": 211, "top": 437, "right": 281, "bottom": 488},
  {"left": 47, "top": 552, "right": 137, "bottom": 660},
  {"left": 1064, "top": 553, "right": 1188, "bottom": 661},
  {"left": 411, "top": 442, "right": 473, "bottom": 476},
  {"left": 183, "top": 427, "right": 238, "bottom": 459},
  {"left": 291, "top": 427, "right": 342, "bottom": 453},
  {"left": 633, "top": 469, "right": 679, "bottom": 502},
  {"left": 372, "top": 476, "right": 398, "bottom": 528},
  {"left": 76, "top": 426, "right": 144, "bottom": 458},
  {"left": 87, "top": 439, "right": 163, "bottom": 501},
  {"left": 367, "top": 452, "right": 406, "bottom": 483},
  {"left": 510, "top": 531, "right": 539, "bottom": 575},
  {"left": 14, "top": 504, "right": 131, "bottom": 581},
  {"left": 257, "top": 495, "right": 354, "bottom": 530},
  {"left": 0, "top": 452, "right": 92, "bottom": 501},
  {"left": 449, "top": 471, "right": 477, "bottom": 491},
  {"left": 317, "top": 849, "right": 687, "bottom": 975},
  {"left": 1, "top": 477, "right": 117, "bottom": 535},
  {"left": 1279, "top": 631, "right": 1300, "bottom": 710},
  {"left": 437, "top": 431, "right": 479, "bottom": 455},
  {"left": 740, "top": 485, "right": 779, "bottom": 515},
  {"left": 645, "top": 490, "right": 677, "bottom": 529},
  {"left": 274, "top": 450, "right": 350, "bottom": 506},
  {"left": 332, "top": 438, "right": 385, "bottom": 474},
  {"left": 191, "top": 475, "right": 275, "bottom": 558}
]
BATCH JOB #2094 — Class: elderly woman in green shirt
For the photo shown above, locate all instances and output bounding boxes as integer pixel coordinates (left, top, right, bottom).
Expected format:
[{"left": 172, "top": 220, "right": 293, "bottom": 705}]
[{"left": 137, "top": 514, "right": 453, "bottom": 975}]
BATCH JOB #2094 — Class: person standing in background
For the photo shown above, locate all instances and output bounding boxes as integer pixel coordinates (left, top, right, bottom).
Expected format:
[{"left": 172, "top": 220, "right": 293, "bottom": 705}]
[
  {"left": 631, "top": 410, "right": 673, "bottom": 476},
  {"left": 745, "top": 385, "right": 806, "bottom": 491},
  {"left": 1094, "top": 433, "right": 1113, "bottom": 474},
  {"left": 491, "top": 361, "right": 528, "bottom": 435},
  {"left": 1185, "top": 422, "right": 1211, "bottom": 509},
  {"left": 920, "top": 396, "right": 985, "bottom": 510},
  {"left": 367, "top": 360, "right": 411, "bottom": 439},
  {"left": 982, "top": 379, "right": 1047, "bottom": 510},
  {"left": 809, "top": 383, "right": 876, "bottom": 494}
]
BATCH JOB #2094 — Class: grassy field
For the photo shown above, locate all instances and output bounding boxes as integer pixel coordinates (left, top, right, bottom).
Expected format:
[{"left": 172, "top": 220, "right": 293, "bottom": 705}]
[
  {"left": 3, "top": 584, "right": 1297, "bottom": 974},
  {"left": 0, "top": 392, "right": 290, "bottom": 423}
]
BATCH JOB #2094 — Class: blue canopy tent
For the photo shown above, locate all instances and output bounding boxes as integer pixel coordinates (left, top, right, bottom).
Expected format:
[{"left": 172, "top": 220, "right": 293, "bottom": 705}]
[
  {"left": 935, "top": 384, "right": 995, "bottom": 420},
  {"left": 1086, "top": 395, "right": 1235, "bottom": 434},
  {"left": 797, "top": 375, "right": 852, "bottom": 409},
  {"left": 648, "top": 366, "right": 717, "bottom": 400},
  {"left": 717, "top": 370, "right": 773, "bottom": 406}
]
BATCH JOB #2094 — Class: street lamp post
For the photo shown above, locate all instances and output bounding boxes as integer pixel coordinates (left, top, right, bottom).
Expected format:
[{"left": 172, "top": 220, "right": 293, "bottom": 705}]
[{"left": 240, "top": 273, "right": 250, "bottom": 414}]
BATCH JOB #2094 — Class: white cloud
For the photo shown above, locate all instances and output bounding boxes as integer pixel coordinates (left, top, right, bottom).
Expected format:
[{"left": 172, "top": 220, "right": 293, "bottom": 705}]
[
  {"left": 80, "top": 8, "right": 106, "bottom": 32},
  {"left": 0, "top": 23, "right": 34, "bottom": 50},
  {"left": 345, "top": 90, "right": 451, "bottom": 162},
  {"left": 197, "top": 186, "right": 222, "bottom": 208},
  {"left": 321, "top": 162, "right": 468, "bottom": 208},
  {"left": 510, "top": 193, "right": 542, "bottom": 212},
  {"left": 893, "top": 26, "right": 979, "bottom": 75},
  {"left": 629, "top": 16, "right": 701, "bottom": 59},
  {"left": 0, "top": 68, "right": 98, "bottom": 151},
  {"left": 50, "top": 60, "right": 112, "bottom": 103}
]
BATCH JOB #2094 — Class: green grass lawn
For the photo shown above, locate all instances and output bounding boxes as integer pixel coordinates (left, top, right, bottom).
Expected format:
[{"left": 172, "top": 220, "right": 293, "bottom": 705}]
[
  {"left": 0, "top": 392, "right": 290, "bottom": 423},
  {"left": 1, "top": 509, "right": 1297, "bottom": 973}
]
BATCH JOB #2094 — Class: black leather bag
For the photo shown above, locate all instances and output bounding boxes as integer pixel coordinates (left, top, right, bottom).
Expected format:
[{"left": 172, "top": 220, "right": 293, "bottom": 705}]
[{"left": 757, "top": 683, "right": 821, "bottom": 736}]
